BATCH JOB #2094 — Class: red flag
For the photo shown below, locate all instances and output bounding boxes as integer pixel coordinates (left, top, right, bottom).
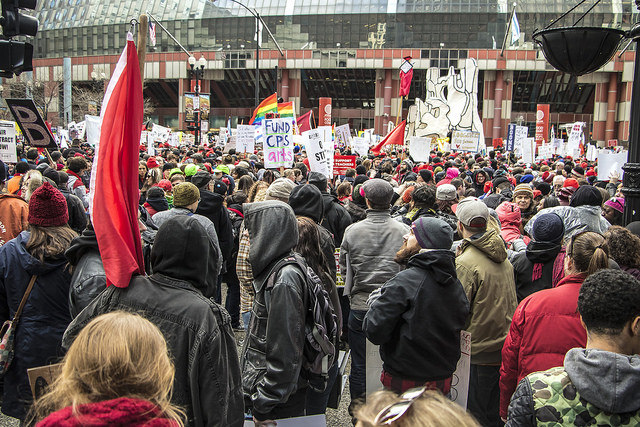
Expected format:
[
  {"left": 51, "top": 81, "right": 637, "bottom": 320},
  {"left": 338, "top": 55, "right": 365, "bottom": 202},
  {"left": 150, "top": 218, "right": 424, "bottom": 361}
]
[
  {"left": 89, "top": 32, "right": 145, "bottom": 288},
  {"left": 297, "top": 110, "right": 313, "bottom": 133},
  {"left": 399, "top": 56, "right": 413, "bottom": 97},
  {"left": 370, "top": 120, "right": 406, "bottom": 155}
]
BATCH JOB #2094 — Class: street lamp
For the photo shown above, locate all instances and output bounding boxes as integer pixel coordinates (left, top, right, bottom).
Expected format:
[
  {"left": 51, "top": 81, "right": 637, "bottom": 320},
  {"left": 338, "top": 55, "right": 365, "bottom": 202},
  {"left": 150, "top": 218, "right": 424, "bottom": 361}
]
[
  {"left": 214, "top": 0, "right": 284, "bottom": 107},
  {"left": 186, "top": 55, "right": 207, "bottom": 145}
]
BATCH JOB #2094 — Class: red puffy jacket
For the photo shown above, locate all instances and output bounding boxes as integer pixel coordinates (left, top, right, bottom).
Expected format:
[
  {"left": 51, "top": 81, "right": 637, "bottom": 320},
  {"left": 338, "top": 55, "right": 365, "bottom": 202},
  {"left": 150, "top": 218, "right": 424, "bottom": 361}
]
[{"left": 498, "top": 273, "right": 587, "bottom": 419}]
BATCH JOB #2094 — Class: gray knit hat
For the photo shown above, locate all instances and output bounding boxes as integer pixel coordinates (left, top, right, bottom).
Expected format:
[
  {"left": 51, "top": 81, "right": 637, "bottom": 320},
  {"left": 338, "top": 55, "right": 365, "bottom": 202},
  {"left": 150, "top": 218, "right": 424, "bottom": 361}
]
[
  {"left": 265, "top": 177, "right": 296, "bottom": 202},
  {"left": 412, "top": 217, "right": 454, "bottom": 249}
]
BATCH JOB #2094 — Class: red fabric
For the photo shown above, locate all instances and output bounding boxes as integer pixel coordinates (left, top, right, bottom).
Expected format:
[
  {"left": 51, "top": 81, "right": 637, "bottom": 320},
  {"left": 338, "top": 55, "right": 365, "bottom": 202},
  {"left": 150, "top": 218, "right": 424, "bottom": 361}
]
[
  {"left": 90, "top": 35, "right": 145, "bottom": 288},
  {"left": 143, "top": 202, "right": 158, "bottom": 217},
  {"left": 297, "top": 110, "right": 313, "bottom": 133},
  {"left": 370, "top": 121, "right": 406, "bottom": 155},
  {"left": 499, "top": 274, "right": 587, "bottom": 418},
  {"left": 36, "top": 397, "right": 179, "bottom": 426},
  {"left": 399, "top": 67, "right": 413, "bottom": 97}
]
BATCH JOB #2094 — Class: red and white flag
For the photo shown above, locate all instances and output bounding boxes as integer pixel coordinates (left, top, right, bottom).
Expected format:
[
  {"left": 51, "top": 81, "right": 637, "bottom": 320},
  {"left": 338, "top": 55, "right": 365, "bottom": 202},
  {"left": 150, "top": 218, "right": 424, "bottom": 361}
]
[
  {"left": 297, "top": 110, "right": 313, "bottom": 133},
  {"left": 398, "top": 56, "right": 413, "bottom": 98},
  {"left": 89, "top": 32, "right": 145, "bottom": 288},
  {"left": 370, "top": 120, "right": 406, "bottom": 155},
  {"left": 149, "top": 22, "right": 157, "bottom": 47}
]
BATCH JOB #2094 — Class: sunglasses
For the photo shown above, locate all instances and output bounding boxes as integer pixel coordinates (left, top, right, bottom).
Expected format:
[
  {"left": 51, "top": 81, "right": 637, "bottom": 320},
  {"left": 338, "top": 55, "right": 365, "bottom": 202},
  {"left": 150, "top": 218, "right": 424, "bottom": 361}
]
[{"left": 373, "top": 387, "right": 426, "bottom": 425}]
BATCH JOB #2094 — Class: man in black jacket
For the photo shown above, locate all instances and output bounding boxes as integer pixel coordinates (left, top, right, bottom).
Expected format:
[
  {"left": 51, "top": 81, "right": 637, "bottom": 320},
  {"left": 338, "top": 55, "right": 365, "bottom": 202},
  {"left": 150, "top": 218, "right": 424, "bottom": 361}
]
[
  {"left": 240, "top": 201, "right": 308, "bottom": 424},
  {"left": 364, "top": 216, "right": 469, "bottom": 394},
  {"left": 307, "top": 171, "right": 351, "bottom": 246},
  {"left": 62, "top": 216, "right": 244, "bottom": 427}
]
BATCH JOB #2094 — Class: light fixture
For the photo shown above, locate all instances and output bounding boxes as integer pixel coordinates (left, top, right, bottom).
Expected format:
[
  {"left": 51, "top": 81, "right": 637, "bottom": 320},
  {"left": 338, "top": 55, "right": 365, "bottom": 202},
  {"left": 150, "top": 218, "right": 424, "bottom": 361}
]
[
  {"left": 188, "top": 55, "right": 196, "bottom": 66},
  {"left": 91, "top": 71, "right": 97, "bottom": 80},
  {"left": 198, "top": 55, "right": 206, "bottom": 68}
]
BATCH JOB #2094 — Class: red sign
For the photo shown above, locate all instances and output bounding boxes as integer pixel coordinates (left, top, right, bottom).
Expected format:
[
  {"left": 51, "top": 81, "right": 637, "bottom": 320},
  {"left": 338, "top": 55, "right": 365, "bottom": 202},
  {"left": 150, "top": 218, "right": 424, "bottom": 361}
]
[
  {"left": 319, "top": 97, "right": 332, "bottom": 126},
  {"left": 333, "top": 155, "right": 356, "bottom": 176},
  {"left": 535, "top": 104, "right": 550, "bottom": 147},
  {"left": 492, "top": 138, "right": 503, "bottom": 148},
  {"left": 607, "top": 139, "right": 618, "bottom": 147}
]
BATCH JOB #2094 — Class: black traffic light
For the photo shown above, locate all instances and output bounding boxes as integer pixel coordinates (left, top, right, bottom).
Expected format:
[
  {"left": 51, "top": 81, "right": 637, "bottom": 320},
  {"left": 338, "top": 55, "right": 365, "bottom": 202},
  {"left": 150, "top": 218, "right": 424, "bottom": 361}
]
[
  {"left": 0, "top": 0, "right": 37, "bottom": 76},
  {"left": 1, "top": 0, "right": 38, "bottom": 37}
]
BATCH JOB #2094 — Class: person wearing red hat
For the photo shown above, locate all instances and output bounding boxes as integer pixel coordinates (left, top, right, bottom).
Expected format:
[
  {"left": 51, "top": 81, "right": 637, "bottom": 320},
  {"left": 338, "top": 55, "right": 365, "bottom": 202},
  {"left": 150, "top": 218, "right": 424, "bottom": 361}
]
[
  {"left": 147, "top": 156, "right": 160, "bottom": 170},
  {"left": 0, "top": 181, "right": 77, "bottom": 422}
]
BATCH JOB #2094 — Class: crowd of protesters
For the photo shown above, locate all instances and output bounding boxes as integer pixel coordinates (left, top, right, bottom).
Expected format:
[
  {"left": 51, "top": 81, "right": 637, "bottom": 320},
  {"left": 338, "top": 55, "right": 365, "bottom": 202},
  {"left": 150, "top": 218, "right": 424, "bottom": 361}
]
[{"left": 0, "top": 137, "right": 639, "bottom": 427}]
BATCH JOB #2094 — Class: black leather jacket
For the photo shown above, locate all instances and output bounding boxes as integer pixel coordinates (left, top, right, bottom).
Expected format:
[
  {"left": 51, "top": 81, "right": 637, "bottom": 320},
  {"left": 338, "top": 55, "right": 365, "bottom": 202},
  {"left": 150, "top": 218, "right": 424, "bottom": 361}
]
[{"left": 62, "top": 274, "right": 244, "bottom": 427}]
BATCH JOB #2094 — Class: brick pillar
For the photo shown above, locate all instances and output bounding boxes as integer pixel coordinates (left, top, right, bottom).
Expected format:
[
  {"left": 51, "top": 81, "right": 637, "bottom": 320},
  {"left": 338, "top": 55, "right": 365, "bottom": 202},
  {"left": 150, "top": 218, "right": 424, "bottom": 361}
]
[
  {"left": 281, "top": 69, "right": 289, "bottom": 101},
  {"left": 593, "top": 79, "right": 609, "bottom": 142},
  {"left": 492, "top": 70, "right": 504, "bottom": 140},
  {"left": 605, "top": 72, "right": 618, "bottom": 142}
]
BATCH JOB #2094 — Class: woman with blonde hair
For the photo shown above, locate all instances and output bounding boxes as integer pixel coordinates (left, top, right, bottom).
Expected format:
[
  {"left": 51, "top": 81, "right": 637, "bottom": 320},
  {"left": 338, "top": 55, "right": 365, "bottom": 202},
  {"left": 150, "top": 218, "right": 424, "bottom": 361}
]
[
  {"left": 355, "top": 389, "right": 479, "bottom": 427},
  {"left": 33, "top": 311, "right": 185, "bottom": 426}
]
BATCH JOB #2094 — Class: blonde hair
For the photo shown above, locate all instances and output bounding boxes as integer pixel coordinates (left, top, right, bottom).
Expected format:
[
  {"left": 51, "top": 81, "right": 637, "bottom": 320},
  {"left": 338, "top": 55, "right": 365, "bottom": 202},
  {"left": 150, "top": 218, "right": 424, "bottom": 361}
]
[
  {"left": 355, "top": 390, "right": 479, "bottom": 427},
  {"left": 31, "top": 312, "right": 185, "bottom": 426},
  {"left": 22, "top": 170, "right": 43, "bottom": 202}
]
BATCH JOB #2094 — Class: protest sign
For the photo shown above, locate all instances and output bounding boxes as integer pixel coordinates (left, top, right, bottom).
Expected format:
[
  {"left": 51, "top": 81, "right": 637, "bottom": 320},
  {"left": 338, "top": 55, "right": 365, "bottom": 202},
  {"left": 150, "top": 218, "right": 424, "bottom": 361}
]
[
  {"left": 333, "top": 155, "right": 356, "bottom": 176},
  {"left": 597, "top": 150, "right": 628, "bottom": 182},
  {"left": 586, "top": 144, "right": 597, "bottom": 162},
  {"left": 0, "top": 120, "right": 17, "bottom": 163},
  {"left": 409, "top": 136, "right": 430, "bottom": 162},
  {"left": 236, "top": 124, "right": 256, "bottom": 153},
  {"left": 552, "top": 138, "right": 564, "bottom": 155},
  {"left": 6, "top": 99, "right": 57, "bottom": 149},
  {"left": 566, "top": 122, "right": 583, "bottom": 156},
  {"left": 318, "top": 126, "right": 334, "bottom": 175},
  {"left": 451, "top": 130, "right": 480, "bottom": 152},
  {"left": 58, "top": 129, "right": 69, "bottom": 149},
  {"left": 514, "top": 125, "right": 528, "bottom": 155},
  {"left": 505, "top": 124, "right": 516, "bottom": 151},
  {"left": 451, "top": 331, "right": 471, "bottom": 409},
  {"left": 304, "top": 128, "right": 332, "bottom": 178},
  {"left": 264, "top": 118, "right": 294, "bottom": 169},
  {"left": 150, "top": 123, "right": 171, "bottom": 143},
  {"left": 334, "top": 124, "right": 351, "bottom": 148},
  {"left": 224, "top": 135, "right": 237, "bottom": 153},
  {"left": 537, "top": 144, "right": 553, "bottom": 161},
  {"left": 75, "top": 121, "right": 86, "bottom": 140},
  {"left": 366, "top": 339, "right": 384, "bottom": 396},
  {"left": 351, "top": 137, "right": 369, "bottom": 157},
  {"left": 85, "top": 115, "right": 100, "bottom": 147},
  {"left": 521, "top": 137, "right": 535, "bottom": 164},
  {"left": 169, "top": 132, "right": 181, "bottom": 147}
]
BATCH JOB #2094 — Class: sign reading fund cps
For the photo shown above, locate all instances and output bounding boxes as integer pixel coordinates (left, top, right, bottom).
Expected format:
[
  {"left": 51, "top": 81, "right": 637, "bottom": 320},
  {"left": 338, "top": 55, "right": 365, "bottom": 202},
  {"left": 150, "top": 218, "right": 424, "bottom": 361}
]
[{"left": 264, "top": 118, "right": 294, "bottom": 169}]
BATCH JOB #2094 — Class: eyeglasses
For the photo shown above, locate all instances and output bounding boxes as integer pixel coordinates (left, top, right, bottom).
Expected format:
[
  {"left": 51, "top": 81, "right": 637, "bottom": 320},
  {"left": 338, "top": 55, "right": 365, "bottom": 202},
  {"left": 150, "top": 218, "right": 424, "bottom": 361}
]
[{"left": 373, "top": 387, "right": 426, "bottom": 425}]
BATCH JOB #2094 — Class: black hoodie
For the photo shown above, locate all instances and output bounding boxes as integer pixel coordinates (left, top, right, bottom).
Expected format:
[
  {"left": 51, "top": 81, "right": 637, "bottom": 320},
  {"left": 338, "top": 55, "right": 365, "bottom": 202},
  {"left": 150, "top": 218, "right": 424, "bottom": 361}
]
[
  {"left": 511, "top": 240, "right": 562, "bottom": 302},
  {"left": 196, "top": 189, "right": 234, "bottom": 264}
]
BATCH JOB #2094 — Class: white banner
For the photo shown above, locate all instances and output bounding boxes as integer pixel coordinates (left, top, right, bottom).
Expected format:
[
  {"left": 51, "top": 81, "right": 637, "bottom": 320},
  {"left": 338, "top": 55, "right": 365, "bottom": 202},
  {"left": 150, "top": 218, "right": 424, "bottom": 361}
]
[
  {"left": 351, "top": 137, "right": 369, "bottom": 157},
  {"left": 0, "top": 121, "right": 17, "bottom": 163},
  {"left": 409, "top": 136, "right": 430, "bottom": 162},
  {"left": 264, "top": 118, "right": 294, "bottom": 169},
  {"left": 451, "top": 130, "right": 480, "bottom": 152},
  {"left": 236, "top": 124, "right": 256, "bottom": 154},
  {"left": 597, "top": 150, "right": 628, "bottom": 182},
  {"left": 521, "top": 137, "right": 535, "bottom": 164},
  {"left": 304, "top": 128, "right": 332, "bottom": 178}
]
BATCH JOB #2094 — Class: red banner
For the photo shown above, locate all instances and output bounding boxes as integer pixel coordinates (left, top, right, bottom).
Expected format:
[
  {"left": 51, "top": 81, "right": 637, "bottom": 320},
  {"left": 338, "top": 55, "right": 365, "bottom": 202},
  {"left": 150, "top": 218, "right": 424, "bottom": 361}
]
[
  {"left": 535, "top": 104, "right": 550, "bottom": 147},
  {"left": 333, "top": 155, "right": 357, "bottom": 176},
  {"left": 319, "top": 97, "right": 332, "bottom": 126}
]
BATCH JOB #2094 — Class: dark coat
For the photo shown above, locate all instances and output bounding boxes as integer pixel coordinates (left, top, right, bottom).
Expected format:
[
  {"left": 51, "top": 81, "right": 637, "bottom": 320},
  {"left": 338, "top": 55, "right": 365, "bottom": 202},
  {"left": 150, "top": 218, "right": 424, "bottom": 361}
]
[
  {"left": 59, "top": 187, "right": 87, "bottom": 234},
  {"left": 511, "top": 240, "right": 562, "bottom": 302},
  {"left": 62, "top": 216, "right": 244, "bottom": 427},
  {"left": 363, "top": 250, "right": 469, "bottom": 382},
  {"left": 319, "top": 193, "right": 352, "bottom": 247},
  {"left": 0, "top": 231, "right": 72, "bottom": 420},
  {"left": 196, "top": 189, "right": 234, "bottom": 265}
]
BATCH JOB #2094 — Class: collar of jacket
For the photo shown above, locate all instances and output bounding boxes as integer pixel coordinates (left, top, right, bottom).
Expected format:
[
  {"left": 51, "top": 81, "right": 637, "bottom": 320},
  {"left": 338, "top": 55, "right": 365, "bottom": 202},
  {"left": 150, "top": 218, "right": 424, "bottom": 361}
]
[
  {"left": 365, "top": 209, "right": 391, "bottom": 221},
  {"left": 149, "top": 272, "right": 202, "bottom": 294}
]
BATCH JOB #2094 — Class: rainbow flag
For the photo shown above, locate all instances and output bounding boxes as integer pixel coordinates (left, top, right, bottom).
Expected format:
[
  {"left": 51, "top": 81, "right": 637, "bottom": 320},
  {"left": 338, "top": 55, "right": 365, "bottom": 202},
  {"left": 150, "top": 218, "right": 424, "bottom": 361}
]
[
  {"left": 250, "top": 93, "right": 278, "bottom": 125},
  {"left": 277, "top": 102, "right": 294, "bottom": 118}
]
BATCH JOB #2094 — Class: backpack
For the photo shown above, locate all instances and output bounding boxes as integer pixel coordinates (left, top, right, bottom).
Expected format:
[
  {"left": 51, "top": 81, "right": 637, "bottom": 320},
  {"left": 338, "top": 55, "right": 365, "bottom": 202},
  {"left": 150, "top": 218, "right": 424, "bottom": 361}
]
[{"left": 266, "top": 254, "right": 338, "bottom": 392}]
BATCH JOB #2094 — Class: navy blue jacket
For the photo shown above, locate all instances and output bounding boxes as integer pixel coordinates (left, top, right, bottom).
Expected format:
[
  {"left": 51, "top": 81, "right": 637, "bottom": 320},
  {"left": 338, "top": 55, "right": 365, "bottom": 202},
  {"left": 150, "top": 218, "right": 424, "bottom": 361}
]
[{"left": 0, "top": 231, "right": 72, "bottom": 420}]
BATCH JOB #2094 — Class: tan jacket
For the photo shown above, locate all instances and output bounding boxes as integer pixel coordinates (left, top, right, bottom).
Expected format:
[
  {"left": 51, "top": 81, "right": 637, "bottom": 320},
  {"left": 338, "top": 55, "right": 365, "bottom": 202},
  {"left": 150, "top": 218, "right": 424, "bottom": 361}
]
[
  {"left": 456, "top": 228, "right": 517, "bottom": 365},
  {"left": 0, "top": 194, "right": 28, "bottom": 247}
]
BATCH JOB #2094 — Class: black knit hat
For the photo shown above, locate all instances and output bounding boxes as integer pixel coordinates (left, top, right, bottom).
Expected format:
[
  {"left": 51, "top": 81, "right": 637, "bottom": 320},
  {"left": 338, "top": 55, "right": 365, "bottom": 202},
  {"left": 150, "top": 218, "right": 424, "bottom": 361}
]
[
  {"left": 569, "top": 185, "right": 602, "bottom": 207},
  {"left": 288, "top": 184, "right": 324, "bottom": 223},
  {"left": 531, "top": 212, "right": 564, "bottom": 243}
]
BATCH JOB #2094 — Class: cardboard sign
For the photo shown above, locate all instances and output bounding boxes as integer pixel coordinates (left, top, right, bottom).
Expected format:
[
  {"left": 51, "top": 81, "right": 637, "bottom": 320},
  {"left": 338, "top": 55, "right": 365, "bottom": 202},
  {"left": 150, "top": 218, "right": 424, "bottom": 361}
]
[
  {"left": 334, "top": 124, "right": 351, "bottom": 148},
  {"left": 263, "top": 118, "right": 294, "bottom": 169},
  {"left": 151, "top": 123, "right": 171, "bottom": 143},
  {"left": 333, "top": 155, "right": 356, "bottom": 176},
  {"left": 409, "top": 136, "right": 430, "bottom": 162},
  {"left": 27, "top": 363, "right": 63, "bottom": 400},
  {"left": 85, "top": 115, "right": 101, "bottom": 147},
  {"left": 366, "top": 339, "right": 384, "bottom": 395},
  {"left": 6, "top": 98, "right": 57, "bottom": 149},
  {"left": 450, "top": 130, "right": 480, "bottom": 152},
  {"left": 514, "top": 125, "right": 528, "bottom": 156},
  {"left": 537, "top": 144, "right": 553, "bottom": 160},
  {"left": 521, "top": 137, "right": 535, "bottom": 164},
  {"left": 608, "top": 139, "right": 618, "bottom": 148},
  {"left": 318, "top": 126, "right": 334, "bottom": 176},
  {"left": 566, "top": 122, "right": 583, "bottom": 156},
  {"left": 451, "top": 331, "right": 471, "bottom": 409},
  {"left": 236, "top": 124, "right": 256, "bottom": 154},
  {"left": 351, "top": 137, "right": 369, "bottom": 157},
  {"left": 0, "top": 121, "right": 17, "bottom": 163},
  {"left": 597, "top": 150, "right": 628, "bottom": 182},
  {"left": 304, "top": 128, "right": 332, "bottom": 179},
  {"left": 224, "top": 136, "right": 237, "bottom": 153}
]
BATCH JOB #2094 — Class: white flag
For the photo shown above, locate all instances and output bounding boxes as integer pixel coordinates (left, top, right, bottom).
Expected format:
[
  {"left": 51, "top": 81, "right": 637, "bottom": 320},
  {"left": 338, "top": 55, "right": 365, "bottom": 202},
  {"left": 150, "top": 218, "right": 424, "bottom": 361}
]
[
  {"left": 511, "top": 11, "right": 521, "bottom": 44},
  {"left": 255, "top": 19, "right": 263, "bottom": 48}
]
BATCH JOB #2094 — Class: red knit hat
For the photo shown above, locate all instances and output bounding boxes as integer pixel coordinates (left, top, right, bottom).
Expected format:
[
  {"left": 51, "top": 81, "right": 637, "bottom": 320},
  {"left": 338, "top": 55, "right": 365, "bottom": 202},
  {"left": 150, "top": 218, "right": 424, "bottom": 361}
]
[
  {"left": 28, "top": 182, "right": 69, "bottom": 227},
  {"left": 146, "top": 157, "right": 159, "bottom": 169},
  {"left": 563, "top": 178, "right": 579, "bottom": 188}
]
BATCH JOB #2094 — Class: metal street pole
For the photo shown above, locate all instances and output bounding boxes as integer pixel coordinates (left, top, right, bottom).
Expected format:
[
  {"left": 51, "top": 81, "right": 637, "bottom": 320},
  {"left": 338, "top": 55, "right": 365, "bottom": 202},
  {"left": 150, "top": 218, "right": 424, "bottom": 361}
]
[
  {"left": 622, "top": 24, "right": 640, "bottom": 224},
  {"left": 255, "top": 14, "right": 260, "bottom": 108}
]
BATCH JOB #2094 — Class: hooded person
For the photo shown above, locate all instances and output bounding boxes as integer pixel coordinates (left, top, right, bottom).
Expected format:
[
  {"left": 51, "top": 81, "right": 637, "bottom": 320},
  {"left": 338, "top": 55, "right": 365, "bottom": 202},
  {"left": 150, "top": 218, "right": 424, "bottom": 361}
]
[
  {"left": 455, "top": 197, "right": 517, "bottom": 427},
  {"left": 307, "top": 171, "right": 352, "bottom": 246},
  {"left": 511, "top": 212, "right": 565, "bottom": 302},
  {"left": 472, "top": 169, "right": 490, "bottom": 197},
  {"left": 0, "top": 182, "right": 77, "bottom": 421},
  {"left": 436, "top": 167, "right": 460, "bottom": 187},
  {"left": 240, "top": 201, "right": 310, "bottom": 423},
  {"left": 192, "top": 170, "right": 234, "bottom": 276},
  {"left": 363, "top": 217, "right": 470, "bottom": 394},
  {"left": 495, "top": 201, "right": 530, "bottom": 248},
  {"left": 62, "top": 216, "right": 244, "bottom": 427},
  {"left": 143, "top": 186, "right": 169, "bottom": 217},
  {"left": 344, "top": 183, "right": 368, "bottom": 223},
  {"left": 153, "top": 182, "right": 223, "bottom": 278}
]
